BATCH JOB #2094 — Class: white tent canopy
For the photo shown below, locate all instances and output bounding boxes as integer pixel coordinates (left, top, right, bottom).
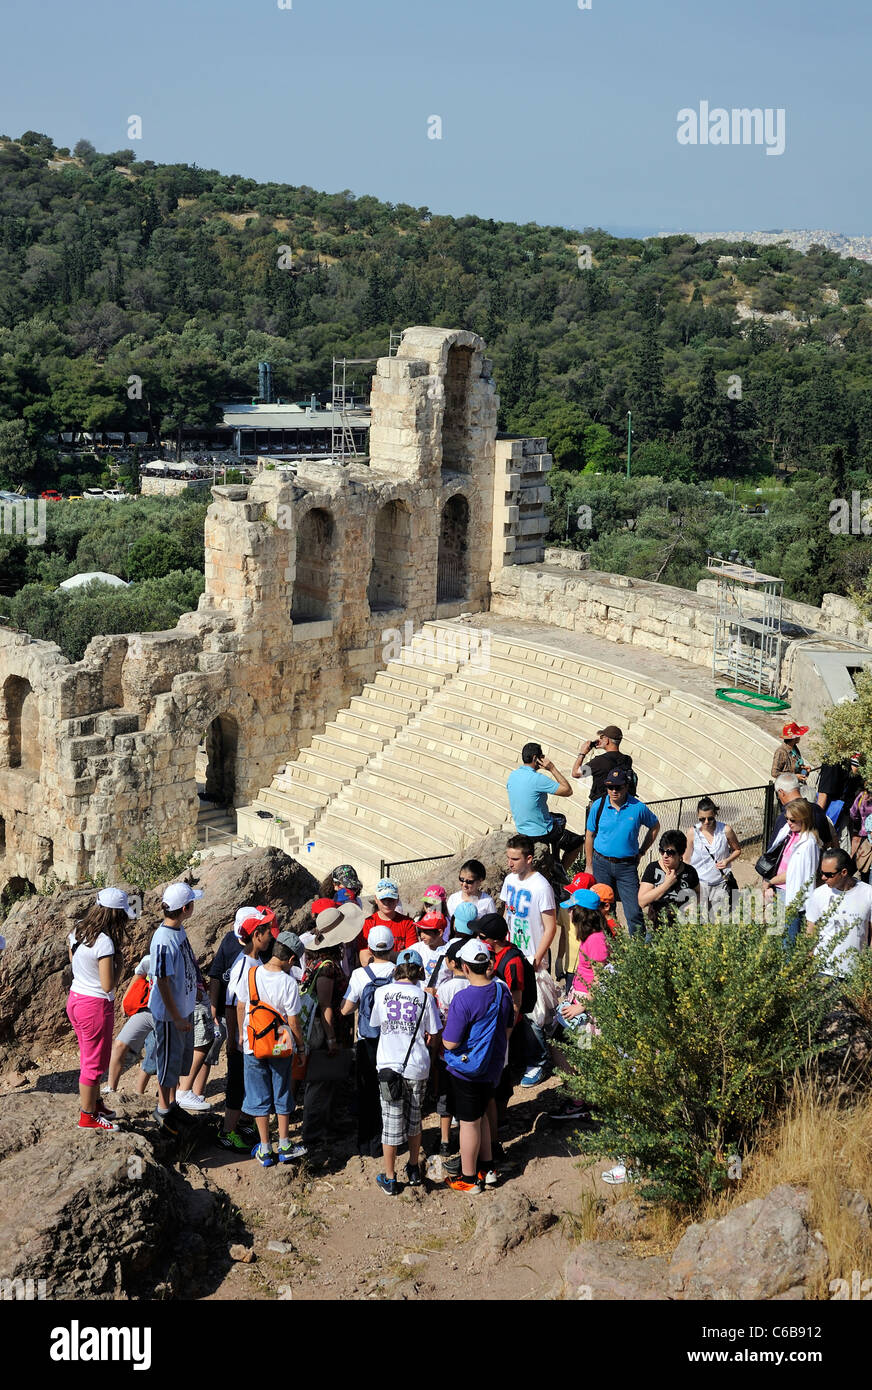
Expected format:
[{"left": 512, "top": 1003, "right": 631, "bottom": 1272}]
[{"left": 58, "top": 571, "right": 130, "bottom": 591}]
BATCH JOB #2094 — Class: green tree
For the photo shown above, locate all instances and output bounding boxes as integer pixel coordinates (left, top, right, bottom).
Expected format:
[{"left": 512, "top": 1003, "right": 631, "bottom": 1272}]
[{"left": 679, "top": 359, "right": 728, "bottom": 474}]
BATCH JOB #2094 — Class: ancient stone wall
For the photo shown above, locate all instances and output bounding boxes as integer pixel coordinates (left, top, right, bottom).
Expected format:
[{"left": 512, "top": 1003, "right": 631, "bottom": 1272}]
[{"left": 0, "top": 327, "right": 551, "bottom": 892}]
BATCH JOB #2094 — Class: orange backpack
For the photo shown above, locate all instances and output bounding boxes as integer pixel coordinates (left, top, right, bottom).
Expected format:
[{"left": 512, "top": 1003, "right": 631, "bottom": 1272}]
[
  {"left": 246, "top": 965, "right": 290, "bottom": 1059},
  {"left": 121, "top": 974, "right": 150, "bottom": 1017}
]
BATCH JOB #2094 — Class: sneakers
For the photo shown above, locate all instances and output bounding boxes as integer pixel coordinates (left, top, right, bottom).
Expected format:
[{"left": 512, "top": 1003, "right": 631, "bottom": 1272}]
[
  {"left": 376, "top": 1172, "right": 399, "bottom": 1197},
  {"left": 216, "top": 1129, "right": 249, "bottom": 1152},
  {"left": 78, "top": 1109, "right": 118, "bottom": 1132},
  {"left": 445, "top": 1175, "right": 483, "bottom": 1194},
  {"left": 601, "top": 1163, "right": 630, "bottom": 1185},
  {"left": 95, "top": 1096, "right": 116, "bottom": 1120},
  {"left": 521, "top": 1064, "right": 549, "bottom": 1087},
  {"left": 176, "top": 1090, "right": 212, "bottom": 1111},
  {"left": 477, "top": 1167, "right": 498, "bottom": 1188},
  {"left": 549, "top": 1099, "right": 591, "bottom": 1122},
  {"left": 441, "top": 1151, "right": 462, "bottom": 1176},
  {"left": 252, "top": 1143, "right": 275, "bottom": 1168},
  {"left": 277, "top": 1140, "right": 307, "bottom": 1163},
  {"left": 404, "top": 1163, "right": 423, "bottom": 1188}
]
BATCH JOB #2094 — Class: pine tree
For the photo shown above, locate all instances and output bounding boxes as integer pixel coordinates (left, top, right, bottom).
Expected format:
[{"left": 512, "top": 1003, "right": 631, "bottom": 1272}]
[
  {"left": 679, "top": 359, "right": 728, "bottom": 474},
  {"left": 630, "top": 320, "right": 665, "bottom": 440}
]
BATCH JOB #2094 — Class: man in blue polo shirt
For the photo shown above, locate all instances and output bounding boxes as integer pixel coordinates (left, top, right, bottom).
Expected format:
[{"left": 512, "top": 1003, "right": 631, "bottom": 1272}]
[
  {"left": 506, "top": 742, "right": 583, "bottom": 872},
  {"left": 585, "top": 768, "right": 660, "bottom": 936}
]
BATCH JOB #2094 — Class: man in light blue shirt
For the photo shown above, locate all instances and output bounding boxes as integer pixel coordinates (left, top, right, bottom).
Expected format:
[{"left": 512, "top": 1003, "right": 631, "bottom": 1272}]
[
  {"left": 506, "top": 742, "right": 583, "bottom": 871},
  {"left": 585, "top": 768, "right": 660, "bottom": 936}
]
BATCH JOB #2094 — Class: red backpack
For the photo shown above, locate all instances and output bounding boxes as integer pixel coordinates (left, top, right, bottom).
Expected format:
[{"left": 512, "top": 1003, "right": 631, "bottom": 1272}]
[{"left": 121, "top": 974, "right": 150, "bottom": 1017}]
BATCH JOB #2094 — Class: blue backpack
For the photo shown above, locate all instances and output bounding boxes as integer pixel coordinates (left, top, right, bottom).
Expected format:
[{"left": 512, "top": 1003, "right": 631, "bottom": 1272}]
[
  {"left": 446, "top": 984, "right": 505, "bottom": 1081},
  {"left": 357, "top": 964, "right": 394, "bottom": 1040}
]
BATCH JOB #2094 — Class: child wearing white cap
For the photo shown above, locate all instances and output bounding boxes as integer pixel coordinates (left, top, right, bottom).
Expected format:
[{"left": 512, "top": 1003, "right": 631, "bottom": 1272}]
[
  {"left": 148, "top": 881, "right": 203, "bottom": 1131},
  {"left": 67, "top": 887, "right": 137, "bottom": 1131}
]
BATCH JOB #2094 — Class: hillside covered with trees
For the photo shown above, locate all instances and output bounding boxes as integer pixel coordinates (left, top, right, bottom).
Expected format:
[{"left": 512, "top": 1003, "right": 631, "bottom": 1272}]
[{"left": 1, "top": 130, "right": 871, "bottom": 633}]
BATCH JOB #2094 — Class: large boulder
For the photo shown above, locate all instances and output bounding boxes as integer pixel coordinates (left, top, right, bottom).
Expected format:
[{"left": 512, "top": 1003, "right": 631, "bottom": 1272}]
[
  {"left": 668, "top": 1184, "right": 828, "bottom": 1300},
  {"left": 468, "top": 1191, "right": 556, "bottom": 1269},
  {"left": 563, "top": 1241, "right": 670, "bottom": 1300},
  {"left": 0, "top": 847, "right": 318, "bottom": 1066},
  {"left": 0, "top": 1093, "right": 235, "bottom": 1299}
]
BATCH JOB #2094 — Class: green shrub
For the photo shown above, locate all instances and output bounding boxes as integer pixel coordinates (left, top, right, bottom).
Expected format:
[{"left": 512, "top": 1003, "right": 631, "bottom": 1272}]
[
  {"left": 118, "top": 834, "right": 198, "bottom": 894},
  {"left": 843, "top": 949, "right": 872, "bottom": 1026},
  {"left": 563, "top": 916, "right": 839, "bottom": 1204}
]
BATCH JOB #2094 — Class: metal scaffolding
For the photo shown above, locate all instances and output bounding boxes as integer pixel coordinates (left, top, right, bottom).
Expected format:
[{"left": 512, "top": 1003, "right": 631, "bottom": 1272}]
[
  {"left": 330, "top": 356, "right": 376, "bottom": 464},
  {"left": 708, "top": 557, "right": 785, "bottom": 695}
]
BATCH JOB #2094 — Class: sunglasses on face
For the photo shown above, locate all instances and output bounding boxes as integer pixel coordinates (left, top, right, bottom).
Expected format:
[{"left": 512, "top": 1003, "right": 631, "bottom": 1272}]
[
  {"left": 820, "top": 869, "right": 842, "bottom": 878},
  {"left": 699, "top": 816, "right": 715, "bottom": 823},
  {"left": 458, "top": 877, "right": 478, "bottom": 885},
  {"left": 662, "top": 850, "right": 680, "bottom": 857}
]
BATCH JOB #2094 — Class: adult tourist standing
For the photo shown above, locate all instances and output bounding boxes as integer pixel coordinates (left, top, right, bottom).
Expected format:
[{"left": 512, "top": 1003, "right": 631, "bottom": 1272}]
[
  {"left": 67, "top": 887, "right": 138, "bottom": 1132},
  {"left": 684, "top": 797, "right": 741, "bottom": 919},
  {"left": 849, "top": 781, "right": 872, "bottom": 883},
  {"left": 572, "top": 726, "right": 634, "bottom": 804},
  {"left": 584, "top": 769, "right": 660, "bottom": 937},
  {"left": 761, "top": 798, "right": 823, "bottom": 946},
  {"left": 638, "top": 830, "right": 700, "bottom": 933},
  {"left": 771, "top": 722, "right": 811, "bottom": 784},
  {"left": 769, "top": 774, "right": 834, "bottom": 849},
  {"left": 300, "top": 904, "right": 362, "bottom": 1153},
  {"left": 506, "top": 742, "right": 583, "bottom": 872},
  {"left": 805, "top": 849, "right": 872, "bottom": 976},
  {"left": 499, "top": 834, "right": 557, "bottom": 1087}
]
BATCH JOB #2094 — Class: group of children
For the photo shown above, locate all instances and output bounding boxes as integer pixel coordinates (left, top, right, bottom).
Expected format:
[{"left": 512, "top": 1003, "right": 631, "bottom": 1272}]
[{"left": 65, "top": 852, "right": 614, "bottom": 1193}]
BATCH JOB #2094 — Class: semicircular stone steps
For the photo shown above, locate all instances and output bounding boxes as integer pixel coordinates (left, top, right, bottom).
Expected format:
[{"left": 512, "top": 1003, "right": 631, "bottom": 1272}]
[{"left": 238, "top": 620, "right": 780, "bottom": 885}]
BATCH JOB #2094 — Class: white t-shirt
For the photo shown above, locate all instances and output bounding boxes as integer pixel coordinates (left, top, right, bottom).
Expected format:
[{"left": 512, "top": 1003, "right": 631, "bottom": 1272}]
[
  {"left": 446, "top": 891, "right": 498, "bottom": 919},
  {"left": 69, "top": 931, "right": 116, "bottom": 1001},
  {"left": 500, "top": 871, "right": 556, "bottom": 963},
  {"left": 415, "top": 941, "right": 449, "bottom": 983},
  {"left": 806, "top": 881, "right": 872, "bottom": 973},
  {"left": 226, "top": 952, "right": 252, "bottom": 1008},
  {"left": 435, "top": 974, "right": 469, "bottom": 1023},
  {"left": 370, "top": 981, "right": 441, "bottom": 1081},
  {"left": 344, "top": 958, "right": 395, "bottom": 1006},
  {"left": 235, "top": 964, "right": 302, "bottom": 1056}
]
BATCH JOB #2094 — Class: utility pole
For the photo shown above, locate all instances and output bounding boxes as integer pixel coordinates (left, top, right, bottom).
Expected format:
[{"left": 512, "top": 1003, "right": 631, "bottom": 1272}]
[{"left": 626, "top": 411, "right": 632, "bottom": 478}]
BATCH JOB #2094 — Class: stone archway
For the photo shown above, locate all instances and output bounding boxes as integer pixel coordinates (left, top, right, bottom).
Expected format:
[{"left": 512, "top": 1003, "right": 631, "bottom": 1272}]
[
  {"left": 437, "top": 493, "right": 469, "bottom": 601},
  {"left": 3, "top": 675, "right": 41, "bottom": 773},
  {"left": 441, "top": 344, "right": 475, "bottom": 473},
  {"left": 292, "top": 507, "right": 335, "bottom": 622},
  {"left": 201, "top": 714, "right": 239, "bottom": 805},
  {"left": 368, "top": 500, "right": 412, "bottom": 612}
]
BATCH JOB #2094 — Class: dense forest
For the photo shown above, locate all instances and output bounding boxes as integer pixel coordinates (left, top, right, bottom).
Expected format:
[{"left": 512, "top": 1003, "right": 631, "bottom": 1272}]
[{"left": 1, "top": 130, "right": 871, "bottom": 645}]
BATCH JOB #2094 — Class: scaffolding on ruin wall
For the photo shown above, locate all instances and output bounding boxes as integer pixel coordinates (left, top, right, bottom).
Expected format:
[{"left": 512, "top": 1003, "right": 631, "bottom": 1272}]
[{"left": 708, "top": 557, "right": 785, "bottom": 696}]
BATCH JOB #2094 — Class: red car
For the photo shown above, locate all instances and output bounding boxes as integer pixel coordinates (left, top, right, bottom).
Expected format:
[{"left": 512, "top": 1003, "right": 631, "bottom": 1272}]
[{"left": 40, "top": 489, "right": 63, "bottom": 501}]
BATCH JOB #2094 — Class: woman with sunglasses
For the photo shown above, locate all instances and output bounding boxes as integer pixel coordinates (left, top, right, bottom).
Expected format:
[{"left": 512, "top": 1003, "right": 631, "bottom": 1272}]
[
  {"left": 685, "top": 797, "right": 741, "bottom": 920},
  {"left": 446, "top": 860, "right": 498, "bottom": 921},
  {"left": 638, "top": 829, "right": 700, "bottom": 935},
  {"left": 762, "top": 798, "right": 823, "bottom": 946}
]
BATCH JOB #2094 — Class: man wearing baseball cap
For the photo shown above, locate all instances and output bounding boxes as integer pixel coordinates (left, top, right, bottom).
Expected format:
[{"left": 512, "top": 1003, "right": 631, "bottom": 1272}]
[
  {"left": 149, "top": 881, "right": 203, "bottom": 1129},
  {"left": 572, "top": 726, "right": 635, "bottom": 805},
  {"left": 771, "top": 723, "right": 811, "bottom": 783},
  {"left": 585, "top": 769, "right": 659, "bottom": 937},
  {"left": 358, "top": 879, "right": 418, "bottom": 963}
]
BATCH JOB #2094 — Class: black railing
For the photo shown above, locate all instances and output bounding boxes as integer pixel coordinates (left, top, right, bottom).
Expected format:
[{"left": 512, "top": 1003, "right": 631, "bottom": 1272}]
[{"left": 380, "top": 853, "right": 455, "bottom": 888}]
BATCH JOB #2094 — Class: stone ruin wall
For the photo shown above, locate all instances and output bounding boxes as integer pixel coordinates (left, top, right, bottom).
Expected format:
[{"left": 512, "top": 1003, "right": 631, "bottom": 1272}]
[{"left": 0, "top": 328, "right": 553, "bottom": 893}]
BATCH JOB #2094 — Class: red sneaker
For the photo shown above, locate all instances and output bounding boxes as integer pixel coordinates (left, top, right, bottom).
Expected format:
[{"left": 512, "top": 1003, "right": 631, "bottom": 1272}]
[{"left": 78, "top": 1110, "right": 119, "bottom": 1132}]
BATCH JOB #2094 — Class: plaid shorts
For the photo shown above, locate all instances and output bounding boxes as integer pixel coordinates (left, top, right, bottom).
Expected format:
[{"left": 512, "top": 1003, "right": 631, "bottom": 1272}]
[{"left": 378, "top": 1076, "right": 427, "bottom": 1148}]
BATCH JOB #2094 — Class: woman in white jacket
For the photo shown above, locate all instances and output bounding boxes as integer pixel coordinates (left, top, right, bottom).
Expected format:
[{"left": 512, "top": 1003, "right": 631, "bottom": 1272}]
[{"left": 763, "top": 798, "right": 822, "bottom": 946}]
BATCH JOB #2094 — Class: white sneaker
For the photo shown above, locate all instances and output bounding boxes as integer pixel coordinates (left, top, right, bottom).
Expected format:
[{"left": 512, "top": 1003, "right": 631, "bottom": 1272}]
[
  {"left": 177, "top": 1091, "right": 212, "bottom": 1111},
  {"left": 101, "top": 1084, "right": 116, "bottom": 1095},
  {"left": 601, "top": 1163, "right": 628, "bottom": 1185}
]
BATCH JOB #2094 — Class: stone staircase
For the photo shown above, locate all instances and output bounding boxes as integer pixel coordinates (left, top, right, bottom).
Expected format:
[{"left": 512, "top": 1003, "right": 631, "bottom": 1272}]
[{"left": 237, "top": 621, "right": 780, "bottom": 885}]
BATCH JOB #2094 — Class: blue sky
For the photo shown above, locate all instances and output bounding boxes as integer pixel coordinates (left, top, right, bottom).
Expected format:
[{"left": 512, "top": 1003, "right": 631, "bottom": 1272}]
[{"left": 2, "top": 0, "right": 870, "bottom": 235}]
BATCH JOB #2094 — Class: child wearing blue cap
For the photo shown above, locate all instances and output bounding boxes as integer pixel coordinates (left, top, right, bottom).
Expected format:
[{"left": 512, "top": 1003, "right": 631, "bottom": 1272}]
[
  {"left": 549, "top": 893, "right": 609, "bottom": 1123},
  {"left": 369, "top": 948, "right": 441, "bottom": 1196}
]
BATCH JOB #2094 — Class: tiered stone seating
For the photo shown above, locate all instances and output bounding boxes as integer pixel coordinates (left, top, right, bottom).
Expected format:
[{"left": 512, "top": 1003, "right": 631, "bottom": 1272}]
[{"left": 240, "top": 621, "right": 780, "bottom": 884}]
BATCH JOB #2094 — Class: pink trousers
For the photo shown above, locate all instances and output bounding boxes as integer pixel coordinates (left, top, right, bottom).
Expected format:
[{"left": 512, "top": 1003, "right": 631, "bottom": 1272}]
[{"left": 67, "top": 992, "right": 114, "bottom": 1085}]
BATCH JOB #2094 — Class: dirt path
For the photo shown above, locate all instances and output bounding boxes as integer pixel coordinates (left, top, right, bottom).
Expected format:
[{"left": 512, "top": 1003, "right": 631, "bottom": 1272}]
[{"left": 8, "top": 1042, "right": 608, "bottom": 1301}]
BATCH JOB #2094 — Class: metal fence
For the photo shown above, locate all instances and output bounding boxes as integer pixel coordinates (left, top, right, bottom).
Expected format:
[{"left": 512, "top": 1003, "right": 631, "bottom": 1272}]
[
  {"left": 380, "top": 853, "right": 455, "bottom": 890},
  {"left": 638, "top": 782, "right": 775, "bottom": 871}
]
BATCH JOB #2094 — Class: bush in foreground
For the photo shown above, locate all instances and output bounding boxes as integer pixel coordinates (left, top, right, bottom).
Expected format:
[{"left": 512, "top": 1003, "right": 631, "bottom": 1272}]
[{"left": 563, "top": 916, "right": 840, "bottom": 1204}]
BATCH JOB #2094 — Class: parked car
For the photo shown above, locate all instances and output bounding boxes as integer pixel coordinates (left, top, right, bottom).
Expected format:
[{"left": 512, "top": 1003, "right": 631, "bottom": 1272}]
[
  {"left": 40, "top": 489, "right": 63, "bottom": 502},
  {"left": 65, "top": 493, "right": 84, "bottom": 502},
  {"left": 83, "top": 488, "right": 105, "bottom": 498},
  {"left": 103, "top": 488, "right": 131, "bottom": 501}
]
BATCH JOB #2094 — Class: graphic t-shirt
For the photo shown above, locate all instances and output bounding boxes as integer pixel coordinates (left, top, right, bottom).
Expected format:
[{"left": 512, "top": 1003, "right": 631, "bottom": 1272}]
[
  {"left": 442, "top": 982, "right": 514, "bottom": 1087},
  {"left": 369, "top": 981, "right": 441, "bottom": 1081},
  {"left": 640, "top": 862, "right": 700, "bottom": 928},
  {"left": 806, "top": 881, "right": 872, "bottom": 974},
  {"left": 415, "top": 940, "right": 449, "bottom": 983},
  {"left": 235, "top": 964, "right": 302, "bottom": 1056},
  {"left": 68, "top": 931, "right": 116, "bottom": 1001},
  {"left": 148, "top": 924, "right": 198, "bottom": 1022},
  {"left": 446, "top": 891, "right": 498, "bottom": 919},
  {"left": 506, "top": 766, "right": 559, "bottom": 837},
  {"left": 500, "top": 871, "right": 556, "bottom": 963}
]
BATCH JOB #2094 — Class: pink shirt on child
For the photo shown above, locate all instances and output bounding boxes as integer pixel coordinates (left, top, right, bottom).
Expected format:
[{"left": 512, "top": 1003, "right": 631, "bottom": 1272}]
[{"left": 570, "top": 930, "right": 609, "bottom": 998}]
